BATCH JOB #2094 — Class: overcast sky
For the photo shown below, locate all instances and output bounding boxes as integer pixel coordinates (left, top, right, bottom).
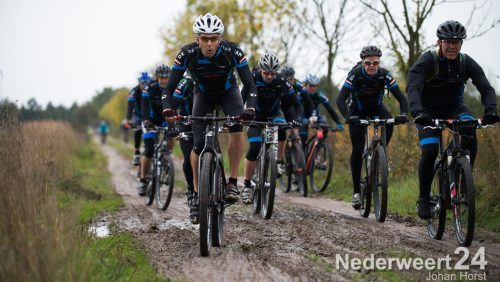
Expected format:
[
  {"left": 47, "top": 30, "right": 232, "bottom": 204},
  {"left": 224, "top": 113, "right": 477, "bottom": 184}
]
[{"left": 1, "top": 0, "right": 499, "bottom": 107}]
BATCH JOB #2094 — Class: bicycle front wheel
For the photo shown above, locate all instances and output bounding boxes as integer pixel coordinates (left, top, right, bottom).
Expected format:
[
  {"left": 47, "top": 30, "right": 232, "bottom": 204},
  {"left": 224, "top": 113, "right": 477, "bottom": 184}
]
[
  {"left": 252, "top": 156, "right": 262, "bottom": 214},
  {"left": 309, "top": 143, "right": 333, "bottom": 193},
  {"left": 156, "top": 154, "right": 175, "bottom": 210},
  {"left": 427, "top": 161, "right": 446, "bottom": 240},
  {"left": 199, "top": 152, "right": 214, "bottom": 256},
  {"left": 211, "top": 160, "right": 225, "bottom": 247},
  {"left": 261, "top": 147, "right": 277, "bottom": 219},
  {"left": 359, "top": 151, "right": 371, "bottom": 218},
  {"left": 452, "top": 157, "right": 475, "bottom": 247},
  {"left": 145, "top": 161, "right": 156, "bottom": 206},
  {"left": 372, "top": 145, "right": 388, "bottom": 222}
]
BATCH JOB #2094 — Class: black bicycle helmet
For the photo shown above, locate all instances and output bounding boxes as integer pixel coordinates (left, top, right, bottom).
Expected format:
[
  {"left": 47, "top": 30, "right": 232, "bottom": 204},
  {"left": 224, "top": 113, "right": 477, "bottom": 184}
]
[
  {"left": 360, "top": 45, "right": 382, "bottom": 59},
  {"left": 280, "top": 65, "right": 295, "bottom": 79},
  {"left": 155, "top": 64, "right": 171, "bottom": 78},
  {"left": 437, "top": 20, "right": 467, "bottom": 40}
]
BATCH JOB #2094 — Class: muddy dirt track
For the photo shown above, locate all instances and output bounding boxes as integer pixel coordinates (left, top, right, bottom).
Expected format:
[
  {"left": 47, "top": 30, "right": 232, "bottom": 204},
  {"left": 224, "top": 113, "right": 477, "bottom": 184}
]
[{"left": 98, "top": 141, "right": 500, "bottom": 281}]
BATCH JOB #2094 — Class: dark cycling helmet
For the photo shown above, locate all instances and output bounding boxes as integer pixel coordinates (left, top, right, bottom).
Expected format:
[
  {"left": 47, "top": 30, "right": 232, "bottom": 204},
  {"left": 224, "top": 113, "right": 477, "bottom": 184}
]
[
  {"left": 138, "top": 72, "right": 152, "bottom": 83},
  {"left": 258, "top": 53, "right": 280, "bottom": 72},
  {"left": 437, "top": 20, "right": 467, "bottom": 40},
  {"left": 280, "top": 65, "right": 295, "bottom": 79},
  {"left": 360, "top": 45, "right": 382, "bottom": 59},
  {"left": 155, "top": 65, "right": 170, "bottom": 78}
]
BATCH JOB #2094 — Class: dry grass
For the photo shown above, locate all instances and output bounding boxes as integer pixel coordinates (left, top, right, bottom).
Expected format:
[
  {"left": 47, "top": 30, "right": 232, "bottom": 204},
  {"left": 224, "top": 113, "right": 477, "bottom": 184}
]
[{"left": 0, "top": 117, "right": 84, "bottom": 281}]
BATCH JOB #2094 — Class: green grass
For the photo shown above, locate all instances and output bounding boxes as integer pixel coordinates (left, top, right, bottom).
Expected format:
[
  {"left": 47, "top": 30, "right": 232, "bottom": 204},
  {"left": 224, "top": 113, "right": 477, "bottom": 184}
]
[
  {"left": 64, "top": 138, "right": 163, "bottom": 281},
  {"left": 84, "top": 233, "right": 163, "bottom": 282},
  {"left": 108, "top": 137, "right": 135, "bottom": 160}
]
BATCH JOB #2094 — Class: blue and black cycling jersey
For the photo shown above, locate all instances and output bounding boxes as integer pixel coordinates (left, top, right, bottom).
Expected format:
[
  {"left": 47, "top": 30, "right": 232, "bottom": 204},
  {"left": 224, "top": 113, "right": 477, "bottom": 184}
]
[
  {"left": 141, "top": 81, "right": 165, "bottom": 125},
  {"left": 337, "top": 63, "right": 407, "bottom": 117},
  {"left": 242, "top": 71, "right": 300, "bottom": 118},
  {"left": 127, "top": 84, "right": 144, "bottom": 120},
  {"left": 300, "top": 89, "right": 342, "bottom": 124},
  {"left": 162, "top": 40, "right": 257, "bottom": 110},
  {"left": 172, "top": 77, "right": 194, "bottom": 116}
]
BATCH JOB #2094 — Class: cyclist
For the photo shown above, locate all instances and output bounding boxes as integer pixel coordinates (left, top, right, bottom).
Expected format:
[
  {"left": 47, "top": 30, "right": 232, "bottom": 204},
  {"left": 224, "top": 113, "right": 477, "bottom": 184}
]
[
  {"left": 127, "top": 72, "right": 152, "bottom": 166},
  {"left": 240, "top": 53, "right": 302, "bottom": 204},
  {"left": 280, "top": 65, "right": 315, "bottom": 137},
  {"left": 98, "top": 120, "right": 109, "bottom": 144},
  {"left": 137, "top": 65, "right": 172, "bottom": 196},
  {"left": 407, "top": 20, "right": 499, "bottom": 219},
  {"left": 300, "top": 74, "right": 344, "bottom": 148},
  {"left": 336, "top": 45, "right": 409, "bottom": 210},
  {"left": 170, "top": 72, "right": 197, "bottom": 222},
  {"left": 162, "top": 13, "right": 258, "bottom": 208}
]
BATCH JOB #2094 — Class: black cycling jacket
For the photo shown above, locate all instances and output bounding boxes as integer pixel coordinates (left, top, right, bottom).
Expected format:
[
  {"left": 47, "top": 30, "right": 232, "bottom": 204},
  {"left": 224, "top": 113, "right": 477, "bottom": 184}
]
[{"left": 407, "top": 50, "right": 496, "bottom": 116}]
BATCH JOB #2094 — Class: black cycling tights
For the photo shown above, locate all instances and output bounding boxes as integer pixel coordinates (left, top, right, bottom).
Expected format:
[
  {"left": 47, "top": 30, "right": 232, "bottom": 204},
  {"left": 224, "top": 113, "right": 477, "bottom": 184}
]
[
  {"left": 417, "top": 126, "right": 477, "bottom": 199},
  {"left": 180, "top": 138, "right": 194, "bottom": 192},
  {"left": 349, "top": 123, "right": 394, "bottom": 194},
  {"left": 134, "top": 130, "right": 142, "bottom": 151}
]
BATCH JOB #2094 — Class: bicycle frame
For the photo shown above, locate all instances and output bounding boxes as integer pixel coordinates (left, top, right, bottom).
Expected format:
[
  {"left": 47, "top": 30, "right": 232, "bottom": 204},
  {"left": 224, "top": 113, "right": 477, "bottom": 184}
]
[{"left": 305, "top": 123, "right": 337, "bottom": 172}]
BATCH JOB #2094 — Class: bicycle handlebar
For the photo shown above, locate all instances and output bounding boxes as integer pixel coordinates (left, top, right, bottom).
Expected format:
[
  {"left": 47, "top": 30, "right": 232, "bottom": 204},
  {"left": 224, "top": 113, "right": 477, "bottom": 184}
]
[
  {"left": 243, "top": 121, "right": 293, "bottom": 128},
  {"left": 309, "top": 123, "right": 341, "bottom": 132},
  {"left": 423, "top": 118, "right": 492, "bottom": 130},
  {"left": 360, "top": 118, "right": 397, "bottom": 125}
]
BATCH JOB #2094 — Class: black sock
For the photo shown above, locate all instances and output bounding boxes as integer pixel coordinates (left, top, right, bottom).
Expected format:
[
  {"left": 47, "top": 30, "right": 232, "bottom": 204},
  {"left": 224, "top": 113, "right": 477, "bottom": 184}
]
[
  {"left": 135, "top": 149, "right": 140, "bottom": 155},
  {"left": 228, "top": 177, "right": 237, "bottom": 186},
  {"left": 140, "top": 178, "right": 147, "bottom": 183},
  {"left": 244, "top": 179, "right": 251, "bottom": 187}
]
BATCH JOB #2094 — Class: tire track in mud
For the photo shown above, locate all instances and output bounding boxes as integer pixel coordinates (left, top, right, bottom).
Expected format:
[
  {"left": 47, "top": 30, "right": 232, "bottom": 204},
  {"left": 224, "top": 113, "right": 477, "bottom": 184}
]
[{"left": 98, "top": 141, "right": 500, "bottom": 281}]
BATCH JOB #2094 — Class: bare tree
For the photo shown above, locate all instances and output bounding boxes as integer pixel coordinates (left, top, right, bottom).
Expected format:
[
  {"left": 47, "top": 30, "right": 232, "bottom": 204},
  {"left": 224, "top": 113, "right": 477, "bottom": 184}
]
[
  {"left": 294, "top": 0, "right": 365, "bottom": 95},
  {"left": 360, "top": 0, "right": 500, "bottom": 79}
]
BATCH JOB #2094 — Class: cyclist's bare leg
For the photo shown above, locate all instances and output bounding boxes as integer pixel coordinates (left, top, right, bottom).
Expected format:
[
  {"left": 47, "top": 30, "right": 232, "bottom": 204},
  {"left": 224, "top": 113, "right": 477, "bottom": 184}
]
[
  {"left": 278, "top": 140, "right": 286, "bottom": 160},
  {"left": 191, "top": 150, "right": 199, "bottom": 192},
  {"left": 140, "top": 156, "right": 152, "bottom": 179},
  {"left": 167, "top": 138, "right": 175, "bottom": 151},
  {"left": 228, "top": 132, "right": 244, "bottom": 179},
  {"left": 244, "top": 159, "right": 257, "bottom": 181}
]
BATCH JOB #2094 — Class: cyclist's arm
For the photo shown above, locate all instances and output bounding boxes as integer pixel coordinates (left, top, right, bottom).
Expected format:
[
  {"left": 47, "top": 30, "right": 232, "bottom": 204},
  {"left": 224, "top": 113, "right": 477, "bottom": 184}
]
[
  {"left": 466, "top": 55, "right": 497, "bottom": 113},
  {"left": 406, "top": 51, "right": 434, "bottom": 117},
  {"left": 336, "top": 86, "right": 351, "bottom": 118},
  {"left": 300, "top": 90, "right": 315, "bottom": 118},
  {"left": 320, "top": 94, "right": 342, "bottom": 124},
  {"left": 232, "top": 47, "right": 257, "bottom": 109},
  {"left": 282, "top": 78, "right": 302, "bottom": 119},
  {"left": 385, "top": 72, "right": 409, "bottom": 114},
  {"left": 162, "top": 50, "right": 187, "bottom": 111},
  {"left": 141, "top": 86, "right": 151, "bottom": 121},
  {"left": 126, "top": 89, "right": 136, "bottom": 121}
]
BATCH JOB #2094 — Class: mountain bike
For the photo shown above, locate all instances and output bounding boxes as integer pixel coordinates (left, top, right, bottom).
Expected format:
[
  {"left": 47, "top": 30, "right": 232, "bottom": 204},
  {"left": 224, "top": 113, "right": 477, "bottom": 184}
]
[
  {"left": 426, "top": 118, "right": 492, "bottom": 246},
  {"left": 282, "top": 132, "right": 307, "bottom": 196},
  {"left": 178, "top": 110, "right": 239, "bottom": 256},
  {"left": 143, "top": 125, "right": 176, "bottom": 211},
  {"left": 358, "top": 118, "right": 405, "bottom": 222},
  {"left": 305, "top": 123, "right": 338, "bottom": 194},
  {"left": 246, "top": 120, "right": 291, "bottom": 219}
]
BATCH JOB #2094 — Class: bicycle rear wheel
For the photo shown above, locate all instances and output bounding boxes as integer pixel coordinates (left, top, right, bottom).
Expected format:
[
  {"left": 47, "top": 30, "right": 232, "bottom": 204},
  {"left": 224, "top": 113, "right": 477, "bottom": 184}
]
[
  {"left": 359, "top": 151, "right": 371, "bottom": 218},
  {"left": 211, "top": 160, "right": 225, "bottom": 247},
  {"left": 427, "top": 161, "right": 446, "bottom": 240},
  {"left": 309, "top": 143, "right": 333, "bottom": 193},
  {"left": 261, "top": 147, "right": 277, "bottom": 219},
  {"left": 283, "top": 145, "right": 292, "bottom": 193},
  {"left": 452, "top": 157, "right": 475, "bottom": 247},
  {"left": 199, "top": 152, "right": 214, "bottom": 256},
  {"left": 372, "top": 145, "right": 388, "bottom": 222},
  {"left": 156, "top": 154, "right": 175, "bottom": 210}
]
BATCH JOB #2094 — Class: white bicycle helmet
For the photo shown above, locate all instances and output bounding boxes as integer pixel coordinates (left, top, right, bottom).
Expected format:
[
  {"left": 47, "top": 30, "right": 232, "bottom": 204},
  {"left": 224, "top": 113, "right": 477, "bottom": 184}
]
[
  {"left": 258, "top": 53, "right": 280, "bottom": 72},
  {"left": 305, "top": 74, "right": 320, "bottom": 85},
  {"left": 192, "top": 13, "right": 224, "bottom": 35}
]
